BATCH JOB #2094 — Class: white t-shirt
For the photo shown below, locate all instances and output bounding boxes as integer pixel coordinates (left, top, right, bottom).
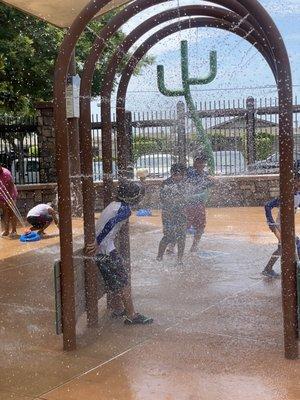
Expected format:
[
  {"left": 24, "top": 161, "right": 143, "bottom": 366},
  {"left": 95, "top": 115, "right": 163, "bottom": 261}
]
[
  {"left": 95, "top": 201, "right": 131, "bottom": 255},
  {"left": 27, "top": 204, "right": 51, "bottom": 218}
]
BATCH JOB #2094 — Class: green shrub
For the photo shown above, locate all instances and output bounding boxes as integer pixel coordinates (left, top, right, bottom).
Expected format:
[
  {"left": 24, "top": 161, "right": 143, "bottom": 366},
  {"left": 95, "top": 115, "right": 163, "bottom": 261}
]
[{"left": 255, "top": 131, "right": 275, "bottom": 160}]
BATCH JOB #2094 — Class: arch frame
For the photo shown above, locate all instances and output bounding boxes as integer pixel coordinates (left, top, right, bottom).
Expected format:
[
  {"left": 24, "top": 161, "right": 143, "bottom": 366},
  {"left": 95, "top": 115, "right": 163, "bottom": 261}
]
[{"left": 53, "top": 0, "right": 296, "bottom": 359}]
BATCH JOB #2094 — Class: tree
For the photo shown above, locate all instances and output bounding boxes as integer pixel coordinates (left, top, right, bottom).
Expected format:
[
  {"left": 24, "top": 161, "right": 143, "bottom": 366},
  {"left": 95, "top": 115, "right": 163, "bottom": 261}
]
[{"left": 0, "top": 4, "right": 154, "bottom": 115}]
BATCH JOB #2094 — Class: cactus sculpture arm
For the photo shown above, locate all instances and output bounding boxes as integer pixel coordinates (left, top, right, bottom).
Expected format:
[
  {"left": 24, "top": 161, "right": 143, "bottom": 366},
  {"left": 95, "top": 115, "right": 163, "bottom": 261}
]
[{"left": 157, "top": 40, "right": 217, "bottom": 172}]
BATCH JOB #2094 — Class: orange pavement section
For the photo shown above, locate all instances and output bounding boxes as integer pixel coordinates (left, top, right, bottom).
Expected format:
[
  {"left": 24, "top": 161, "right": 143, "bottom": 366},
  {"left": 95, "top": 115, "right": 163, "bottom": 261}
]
[{"left": 0, "top": 207, "right": 299, "bottom": 400}]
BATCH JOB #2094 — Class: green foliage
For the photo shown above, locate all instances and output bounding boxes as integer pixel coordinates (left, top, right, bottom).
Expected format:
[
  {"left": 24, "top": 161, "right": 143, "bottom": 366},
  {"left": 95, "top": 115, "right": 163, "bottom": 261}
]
[
  {"left": 255, "top": 131, "right": 275, "bottom": 160},
  {"left": 28, "top": 145, "right": 39, "bottom": 157},
  {"left": 0, "top": 4, "right": 153, "bottom": 115}
]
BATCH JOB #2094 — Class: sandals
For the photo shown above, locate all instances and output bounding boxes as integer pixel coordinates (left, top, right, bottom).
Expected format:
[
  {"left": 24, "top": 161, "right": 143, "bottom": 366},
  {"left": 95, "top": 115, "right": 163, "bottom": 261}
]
[{"left": 124, "top": 313, "right": 153, "bottom": 325}]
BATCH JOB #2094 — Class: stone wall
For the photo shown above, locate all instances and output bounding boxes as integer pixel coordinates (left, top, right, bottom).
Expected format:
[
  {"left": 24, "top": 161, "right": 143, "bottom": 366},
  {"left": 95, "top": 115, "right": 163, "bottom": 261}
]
[
  {"left": 94, "top": 174, "right": 280, "bottom": 210},
  {"left": 16, "top": 184, "right": 57, "bottom": 216},
  {"left": 16, "top": 175, "right": 280, "bottom": 215}
]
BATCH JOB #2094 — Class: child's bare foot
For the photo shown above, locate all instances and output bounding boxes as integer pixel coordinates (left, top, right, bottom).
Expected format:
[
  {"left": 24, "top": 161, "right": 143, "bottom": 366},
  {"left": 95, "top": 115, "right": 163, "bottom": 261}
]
[
  {"left": 1, "top": 231, "right": 9, "bottom": 237},
  {"left": 9, "top": 231, "right": 18, "bottom": 238}
]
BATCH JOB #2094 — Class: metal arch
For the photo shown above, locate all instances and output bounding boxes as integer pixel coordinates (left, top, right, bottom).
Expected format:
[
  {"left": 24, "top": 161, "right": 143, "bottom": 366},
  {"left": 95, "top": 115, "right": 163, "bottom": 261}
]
[
  {"left": 115, "top": 17, "right": 276, "bottom": 170},
  {"left": 79, "top": 1, "right": 276, "bottom": 339},
  {"left": 53, "top": 0, "right": 295, "bottom": 357}
]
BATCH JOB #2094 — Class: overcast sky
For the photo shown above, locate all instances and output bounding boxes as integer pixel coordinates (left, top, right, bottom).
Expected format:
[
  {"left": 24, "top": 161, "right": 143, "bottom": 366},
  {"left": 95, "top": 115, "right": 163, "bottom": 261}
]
[{"left": 92, "top": 0, "right": 300, "bottom": 115}]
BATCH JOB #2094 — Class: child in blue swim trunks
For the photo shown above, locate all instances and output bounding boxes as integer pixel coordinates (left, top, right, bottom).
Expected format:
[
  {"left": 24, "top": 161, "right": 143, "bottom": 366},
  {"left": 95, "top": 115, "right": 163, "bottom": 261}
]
[{"left": 263, "top": 173, "right": 300, "bottom": 277}]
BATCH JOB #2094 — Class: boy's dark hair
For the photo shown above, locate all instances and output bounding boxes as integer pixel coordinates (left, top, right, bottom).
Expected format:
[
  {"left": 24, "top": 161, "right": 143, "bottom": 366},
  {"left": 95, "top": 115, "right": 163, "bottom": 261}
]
[
  {"left": 170, "top": 163, "right": 186, "bottom": 175},
  {"left": 116, "top": 180, "right": 145, "bottom": 205},
  {"left": 194, "top": 152, "right": 208, "bottom": 163}
]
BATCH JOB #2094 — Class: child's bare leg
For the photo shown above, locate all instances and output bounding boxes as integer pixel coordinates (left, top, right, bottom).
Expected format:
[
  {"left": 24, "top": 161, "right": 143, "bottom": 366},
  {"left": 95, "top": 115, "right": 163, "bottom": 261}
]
[
  {"left": 37, "top": 221, "right": 51, "bottom": 235},
  {"left": 263, "top": 245, "right": 281, "bottom": 273},
  {"left": 177, "top": 235, "right": 186, "bottom": 262},
  {"left": 1, "top": 205, "right": 10, "bottom": 236},
  {"left": 190, "top": 223, "right": 205, "bottom": 252},
  {"left": 120, "top": 285, "right": 135, "bottom": 318},
  {"left": 121, "top": 285, "right": 153, "bottom": 325},
  {"left": 108, "top": 291, "right": 124, "bottom": 313},
  {"left": 166, "top": 243, "right": 176, "bottom": 254},
  {"left": 190, "top": 232, "right": 203, "bottom": 252},
  {"left": 157, "top": 236, "right": 170, "bottom": 260},
  {"left": 10, "top": 209, "right": 17, "bottom": 234}
]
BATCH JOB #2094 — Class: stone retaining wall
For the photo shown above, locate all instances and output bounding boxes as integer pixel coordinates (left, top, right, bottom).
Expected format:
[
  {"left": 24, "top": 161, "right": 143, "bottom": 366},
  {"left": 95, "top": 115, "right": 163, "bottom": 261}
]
[
  {"left": 16, "top": 184, "right": 57, "bottom": 216},
  {"left": 16, "top": 175, "right": 280, "bottom": 215},
  {"left": 93, "top": 174, "right": 280, "bottom": 210}
]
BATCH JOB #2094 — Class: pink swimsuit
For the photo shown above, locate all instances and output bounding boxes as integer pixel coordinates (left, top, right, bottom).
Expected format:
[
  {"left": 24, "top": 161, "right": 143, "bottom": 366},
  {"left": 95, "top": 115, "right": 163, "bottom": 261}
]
[{"left": 0, "top": 168, "right": 18, "bottom": 203}]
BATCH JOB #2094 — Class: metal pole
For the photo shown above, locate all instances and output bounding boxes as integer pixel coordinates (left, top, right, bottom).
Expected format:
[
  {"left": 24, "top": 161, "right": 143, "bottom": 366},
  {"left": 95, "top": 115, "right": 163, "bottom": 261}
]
[
  {"left": 278, "top": 86, "right": 298, "bottom": 359},
  {"left": 54, "top": 59, "right": 76, "bottom": 352},
  {"left": 79, "top": 84, "right": 99, "bottom": 328},
  {"left": 68, "top": 51, "right": 83, "bottom": 217},
  {"left": 177, "top": 101, "right": 187, "bottom": 164},
  {"left": 246, "top": 96, "right": 256, "bottom": 165},
  {"left": 125, "top": 111, "right": 134, "bottom": 178}
]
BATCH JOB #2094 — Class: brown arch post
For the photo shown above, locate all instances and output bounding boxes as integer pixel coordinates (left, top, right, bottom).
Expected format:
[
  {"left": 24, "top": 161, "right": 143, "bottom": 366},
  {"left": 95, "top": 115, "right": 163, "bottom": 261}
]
[{"left": 53, "top": 0, "right": 296, "bottom": 358}]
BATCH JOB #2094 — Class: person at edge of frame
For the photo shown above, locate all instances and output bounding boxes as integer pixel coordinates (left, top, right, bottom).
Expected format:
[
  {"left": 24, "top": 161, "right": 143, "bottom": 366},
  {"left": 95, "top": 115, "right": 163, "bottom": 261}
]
[
  {"left": 0, "top": 163, "right": 18, "bottom": 237},
  {"left": 263, "top": 164, "right": 300, "bottom": 278}
]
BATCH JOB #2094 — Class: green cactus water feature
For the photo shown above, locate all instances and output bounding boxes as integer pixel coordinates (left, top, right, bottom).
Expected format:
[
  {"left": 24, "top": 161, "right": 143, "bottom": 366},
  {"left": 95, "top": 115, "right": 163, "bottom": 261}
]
[{"left": 157, "top": 40, "right": 217, "bottom": 171}]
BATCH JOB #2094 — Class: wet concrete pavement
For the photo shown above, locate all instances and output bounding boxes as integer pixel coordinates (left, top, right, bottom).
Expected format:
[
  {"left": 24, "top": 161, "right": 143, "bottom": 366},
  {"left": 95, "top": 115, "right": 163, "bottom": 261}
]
[{"left": 0, "top": 207, "right": 299, "bottom": 399}]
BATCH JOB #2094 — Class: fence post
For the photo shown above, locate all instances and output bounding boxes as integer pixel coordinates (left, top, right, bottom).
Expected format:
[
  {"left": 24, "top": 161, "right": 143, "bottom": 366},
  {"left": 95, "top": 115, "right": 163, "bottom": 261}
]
[
  {"left": 125, "top": 111, "right": 134, "bottom": 178},
  {"left": 176, "top": 101, "right": 187, "bottom": 164},
  {"left": 246, "top": 96, "right": 256, "bottom": 165}
]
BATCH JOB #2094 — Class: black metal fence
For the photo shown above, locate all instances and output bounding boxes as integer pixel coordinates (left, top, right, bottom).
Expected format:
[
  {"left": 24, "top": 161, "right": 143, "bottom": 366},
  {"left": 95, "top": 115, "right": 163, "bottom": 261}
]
[
  {"left": 0, "top": 115, "right": 39, "bottom": 184},
  {"left": 1, "top": 96, "right": 300, "bottom": 184},
  {"left": 91, "top": 96, "right": 300, "bottom": 179}
]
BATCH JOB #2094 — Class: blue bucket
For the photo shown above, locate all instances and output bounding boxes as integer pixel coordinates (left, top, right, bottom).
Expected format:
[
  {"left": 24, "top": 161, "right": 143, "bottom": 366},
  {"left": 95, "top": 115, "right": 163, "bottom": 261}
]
[
  {"left": 20, "top": 231, "right": 41, "bottom": 242},
  {"left": 136, "top": 209, "right": 152, "bottom": 217}
]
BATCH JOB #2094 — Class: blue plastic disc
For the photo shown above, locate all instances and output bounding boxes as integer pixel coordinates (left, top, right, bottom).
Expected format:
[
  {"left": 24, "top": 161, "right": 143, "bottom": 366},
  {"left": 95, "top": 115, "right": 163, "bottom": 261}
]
[
  {"left": 136, "top": 209, "right": 152, "bottom": 217},
  {"left": 187, "top": 227, "right": 196, "bottom": 235},
  {"left": 20, "top": 231, "right": 41, "bottom": 242}
]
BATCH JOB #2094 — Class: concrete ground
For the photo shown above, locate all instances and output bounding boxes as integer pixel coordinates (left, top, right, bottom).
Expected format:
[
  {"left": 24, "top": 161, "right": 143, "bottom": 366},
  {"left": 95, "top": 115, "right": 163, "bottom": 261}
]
[{"left": 0, "top": 207, "right": 299, "bottom": 400}]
